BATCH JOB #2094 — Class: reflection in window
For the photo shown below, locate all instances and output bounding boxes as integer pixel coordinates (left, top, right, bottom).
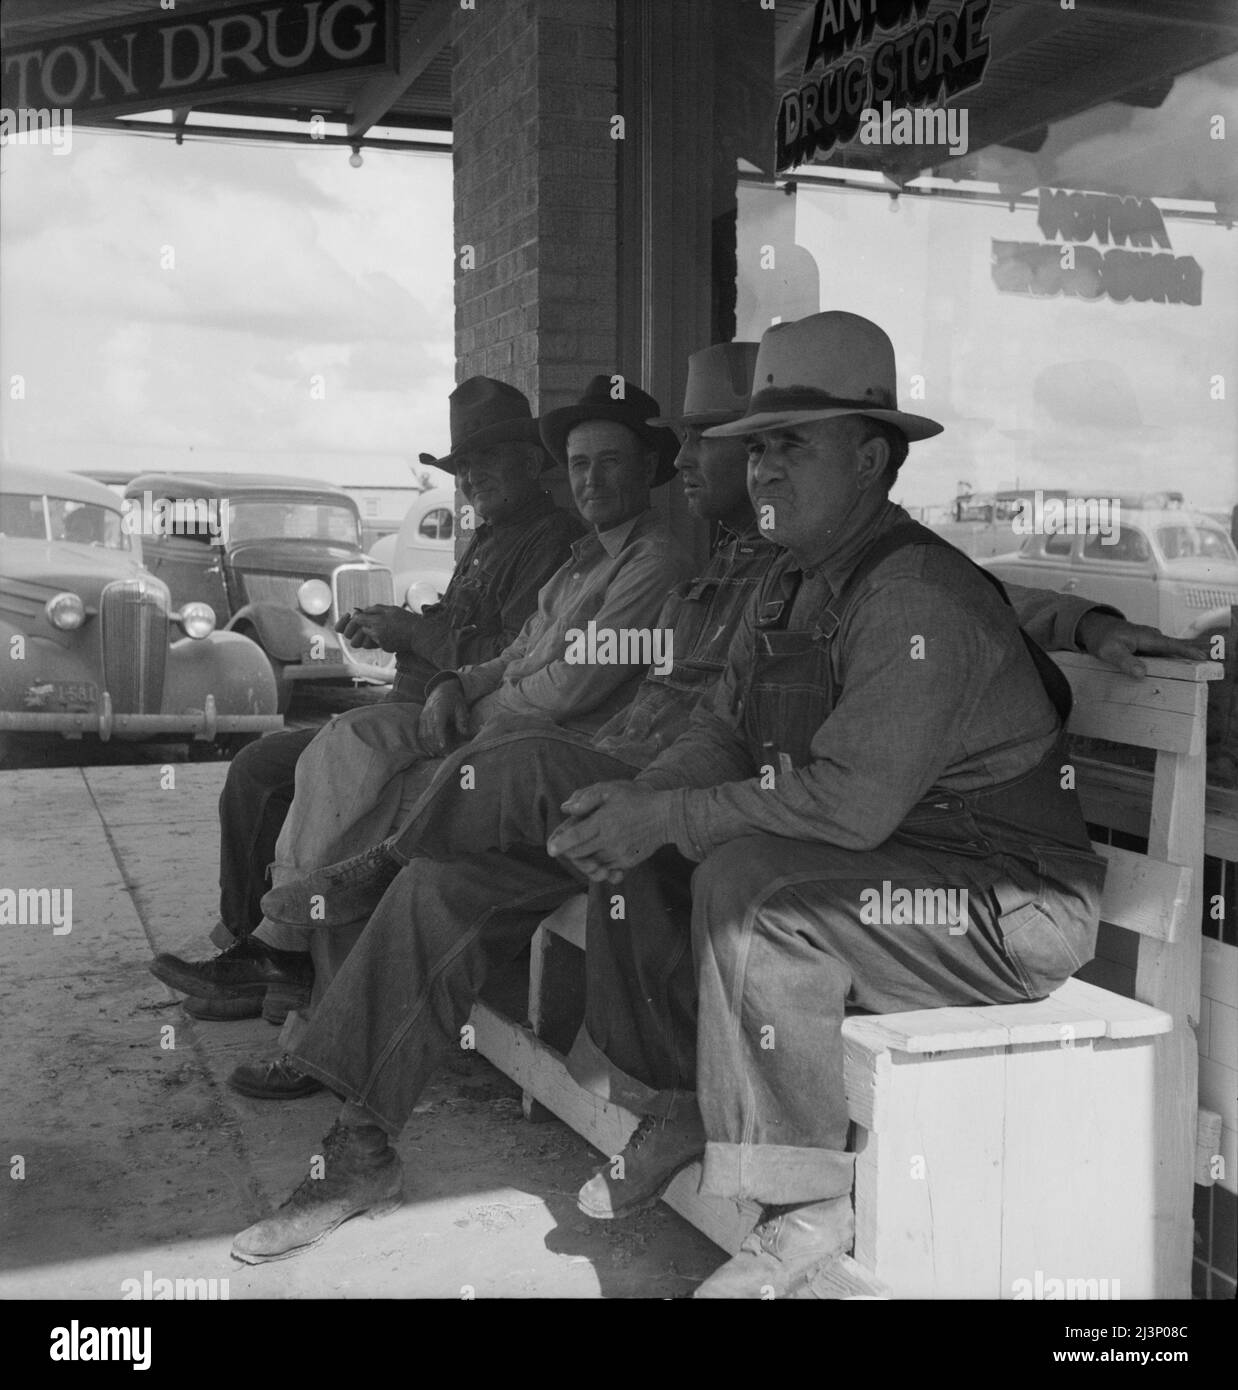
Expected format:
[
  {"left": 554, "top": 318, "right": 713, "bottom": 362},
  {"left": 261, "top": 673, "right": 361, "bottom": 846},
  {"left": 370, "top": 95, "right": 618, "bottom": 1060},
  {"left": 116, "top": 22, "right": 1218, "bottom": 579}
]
[
  {"left": 1083, "top": 529, "right": 1151, "bottom": 563},
  {"left": 47, "top": 498, "right": 129, "bottom": 550},
  {"left": 226, "top": 501, "right": 360, "bottom": 545},
  {"left": 418, "top": 508, "right": 453, "bottom": 540},
  {"left": 1044, "top": 533, "right": 1074, "bottom": 556},
  {"left": 1156, "top": 525, "right": 1237, "bottom": 563},
  {"left": 0, "top": 493, "right": 48, "bottom": 539}
]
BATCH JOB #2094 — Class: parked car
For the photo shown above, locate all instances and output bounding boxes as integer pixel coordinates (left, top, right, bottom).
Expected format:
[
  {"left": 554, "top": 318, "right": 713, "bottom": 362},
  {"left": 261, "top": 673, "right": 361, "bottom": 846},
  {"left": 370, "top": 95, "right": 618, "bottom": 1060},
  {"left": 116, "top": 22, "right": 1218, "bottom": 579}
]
[
  {"left": 0, "top": 464, "right": 281, "bottom": 759},
  {"left": 125, "top": 473, "right": 397, "bottom": 711},
  {"left": 983, "top": 505, "right": 1238, "bottom": 638},
  {"left": 368, "top": 485, "right": 457, "bottom": 613}
]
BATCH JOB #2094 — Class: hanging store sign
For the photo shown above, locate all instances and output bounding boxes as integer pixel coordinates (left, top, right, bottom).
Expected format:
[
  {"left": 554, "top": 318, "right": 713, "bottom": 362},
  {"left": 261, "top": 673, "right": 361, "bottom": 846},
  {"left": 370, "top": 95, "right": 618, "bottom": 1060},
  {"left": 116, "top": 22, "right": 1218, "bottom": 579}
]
[
  {"left": 991, "top": 189, "right": 1203, "bottom": 306},
  {"left": 776, "top": 0, "right": 992, "bottom": 172},
  {"left": 0, "top": 0, "right": 398, "bottom": 121}
]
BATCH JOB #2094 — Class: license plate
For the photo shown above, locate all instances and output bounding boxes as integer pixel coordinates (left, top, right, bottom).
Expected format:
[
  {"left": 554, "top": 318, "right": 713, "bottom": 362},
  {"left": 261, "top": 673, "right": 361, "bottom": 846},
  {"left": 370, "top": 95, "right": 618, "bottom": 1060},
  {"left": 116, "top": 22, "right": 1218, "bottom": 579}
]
[
  {"left": 302, "top": 642, "right": 344, "bottom": 665},
  {"left": 24, "top": 680, "right": 97, "bottom": 711}
]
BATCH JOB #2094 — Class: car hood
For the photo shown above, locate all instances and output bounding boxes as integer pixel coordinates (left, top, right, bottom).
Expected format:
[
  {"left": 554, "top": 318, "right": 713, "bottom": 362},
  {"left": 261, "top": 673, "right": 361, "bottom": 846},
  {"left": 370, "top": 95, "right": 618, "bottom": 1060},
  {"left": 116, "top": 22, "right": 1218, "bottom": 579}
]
[
  {"left": 1, "top": 539, "right": 149, "bottom": 600},
  {"left": 225, "top": 539, "right": 367, "bottom": 573}
]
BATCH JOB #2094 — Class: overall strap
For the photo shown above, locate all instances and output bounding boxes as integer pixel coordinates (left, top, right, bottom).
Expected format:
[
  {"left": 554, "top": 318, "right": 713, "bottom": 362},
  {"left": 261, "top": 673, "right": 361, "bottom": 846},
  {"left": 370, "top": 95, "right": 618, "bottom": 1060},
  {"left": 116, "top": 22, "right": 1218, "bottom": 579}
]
[{"left": 820, "top": 521, "right": 1074, "bottom": 724}]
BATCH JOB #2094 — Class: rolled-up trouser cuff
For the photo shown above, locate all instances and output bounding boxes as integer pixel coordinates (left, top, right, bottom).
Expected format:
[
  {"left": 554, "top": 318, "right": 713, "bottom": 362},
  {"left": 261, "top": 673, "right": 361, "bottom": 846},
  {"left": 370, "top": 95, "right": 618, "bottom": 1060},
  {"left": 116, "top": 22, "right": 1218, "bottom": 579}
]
[
  {"left": 566, "top": 1026, "right": 685, "bottom": 1122},
  {"left": 252, "top": 917, "right": 312, "bottom": 953},
  {"left": 699, "top": 1141, "right": 855, "bottom": 1206}
]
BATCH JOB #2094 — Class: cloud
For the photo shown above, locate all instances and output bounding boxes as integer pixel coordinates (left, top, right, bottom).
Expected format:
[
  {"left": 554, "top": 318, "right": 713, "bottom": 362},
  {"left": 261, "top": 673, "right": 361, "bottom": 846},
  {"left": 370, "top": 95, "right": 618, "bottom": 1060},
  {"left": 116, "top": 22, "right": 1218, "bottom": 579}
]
[{"left": 0, "top": 127, "right": 455, "bottom": 485}]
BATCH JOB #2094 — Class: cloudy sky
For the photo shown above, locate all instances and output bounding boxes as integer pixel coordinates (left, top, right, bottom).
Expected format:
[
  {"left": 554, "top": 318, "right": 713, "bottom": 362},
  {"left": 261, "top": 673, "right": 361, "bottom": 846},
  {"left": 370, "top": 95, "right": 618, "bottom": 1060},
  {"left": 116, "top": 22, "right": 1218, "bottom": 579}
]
[{"left": 1, "top": 124, "right": 454, "bottom": 489}]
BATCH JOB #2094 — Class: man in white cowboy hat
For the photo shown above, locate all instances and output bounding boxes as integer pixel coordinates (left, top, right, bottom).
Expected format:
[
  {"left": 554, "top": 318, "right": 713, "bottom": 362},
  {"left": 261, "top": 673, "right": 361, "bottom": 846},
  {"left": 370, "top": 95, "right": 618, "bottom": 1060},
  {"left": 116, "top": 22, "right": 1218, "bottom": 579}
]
[
  {"left": 182, "top": 376, "right": 584, "bottom": 1028},
  {"left": 532, "top": 309, "right": 1128, "bottom": 1297},
  {"left": 149, "top": 373, "right": 691, "bottom": 1082},
  {"left": 224, "top": 337, "right": 1197, "bottom": 1265}
]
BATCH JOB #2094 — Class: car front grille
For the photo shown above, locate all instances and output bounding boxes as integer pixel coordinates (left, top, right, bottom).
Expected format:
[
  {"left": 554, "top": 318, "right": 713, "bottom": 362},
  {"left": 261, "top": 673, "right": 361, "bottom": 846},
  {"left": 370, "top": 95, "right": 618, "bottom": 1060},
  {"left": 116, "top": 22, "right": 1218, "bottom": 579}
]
[
  {"left": 100, "top": 579, "right": 168, "bottom": 713},
  {"left": 241, "top": 572, "right": 306, "bottom": 609},
  {"left": 334, "top": 565, "right": 397, "bottom": 672},
  {"left": 1185, "top": 586, "right": 1238, "bottom": 610}
]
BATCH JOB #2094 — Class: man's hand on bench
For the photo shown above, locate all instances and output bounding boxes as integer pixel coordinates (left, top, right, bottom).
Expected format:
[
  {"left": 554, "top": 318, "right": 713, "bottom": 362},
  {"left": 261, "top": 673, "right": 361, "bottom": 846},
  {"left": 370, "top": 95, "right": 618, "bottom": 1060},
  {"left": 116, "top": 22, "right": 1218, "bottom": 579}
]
[
  {"left": 548, "top": 781, "right": 670, "bottom": 884},
  {"left": 1075, "top": 613, "right": 1211, "bottom": 680}
]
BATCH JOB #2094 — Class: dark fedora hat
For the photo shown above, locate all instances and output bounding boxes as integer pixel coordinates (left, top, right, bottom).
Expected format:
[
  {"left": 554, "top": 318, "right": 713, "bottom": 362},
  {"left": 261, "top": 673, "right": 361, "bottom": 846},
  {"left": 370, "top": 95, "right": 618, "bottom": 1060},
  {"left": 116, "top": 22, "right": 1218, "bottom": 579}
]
[
  {"left": 419, "top": 377, "right": 547, "bottom": 475},
  {"left": 539, "top": 376, "right": 681, "bottom": 486}
]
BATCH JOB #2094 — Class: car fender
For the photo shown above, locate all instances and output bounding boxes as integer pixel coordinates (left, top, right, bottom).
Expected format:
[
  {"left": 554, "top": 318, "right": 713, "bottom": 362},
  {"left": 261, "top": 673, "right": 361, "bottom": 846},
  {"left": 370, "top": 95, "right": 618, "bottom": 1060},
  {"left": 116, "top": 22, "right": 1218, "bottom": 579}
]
[
  {"left": 0, "top": 623, "right": 100, "bottom": 703},
  {"left": 1183, "top": 606, "right": 1234, "bottom": 641},
  {"left": 163, "top": 630, "right": 279, "bottom": 716},
  {"left": 225, "top": 601, "right": 321, "bottom": 663}
]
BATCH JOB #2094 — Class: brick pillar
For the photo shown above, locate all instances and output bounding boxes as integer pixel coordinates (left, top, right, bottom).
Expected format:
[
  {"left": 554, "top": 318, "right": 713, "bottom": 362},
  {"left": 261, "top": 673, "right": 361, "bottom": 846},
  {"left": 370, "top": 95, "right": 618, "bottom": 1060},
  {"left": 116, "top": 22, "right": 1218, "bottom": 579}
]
[{"left": 451, "top": 0, "right": 618, "bottom": 418}]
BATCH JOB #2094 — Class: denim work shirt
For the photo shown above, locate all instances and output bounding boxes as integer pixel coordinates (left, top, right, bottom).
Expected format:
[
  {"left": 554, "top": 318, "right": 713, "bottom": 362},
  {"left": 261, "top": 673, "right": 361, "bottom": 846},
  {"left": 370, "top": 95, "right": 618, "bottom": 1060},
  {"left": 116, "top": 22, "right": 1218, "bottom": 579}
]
[
  {"left": 592, "top": 521, "right": 782, "bottom": 768},
  {"left": 589, "top": 517, "right": 1116, "bottom": 774},
  {"left": 434, "top": 508, "right": 693, "bottom": 735},
  {"left": 638, "top": 501, "right": 1084, "bottom": 856},
  {"left": 393, "top": 491, "right": 584, "bottom": 697}
]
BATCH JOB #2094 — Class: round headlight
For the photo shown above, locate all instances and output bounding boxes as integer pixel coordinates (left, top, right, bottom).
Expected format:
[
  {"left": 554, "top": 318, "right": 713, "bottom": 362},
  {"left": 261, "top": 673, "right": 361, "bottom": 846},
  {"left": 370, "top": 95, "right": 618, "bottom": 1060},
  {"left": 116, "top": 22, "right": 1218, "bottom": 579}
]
[
  {"left": 298, "top": 578, "right": 333, "bottom": 616},
  {"left": 46, "top": 592, "right": 86, "bottom": 630},
  {"left": 406, "top": 580, "right": 440, "bottom": 615},
  {"left": 177, "top": 601, "right": 216, "bottom": 640}
]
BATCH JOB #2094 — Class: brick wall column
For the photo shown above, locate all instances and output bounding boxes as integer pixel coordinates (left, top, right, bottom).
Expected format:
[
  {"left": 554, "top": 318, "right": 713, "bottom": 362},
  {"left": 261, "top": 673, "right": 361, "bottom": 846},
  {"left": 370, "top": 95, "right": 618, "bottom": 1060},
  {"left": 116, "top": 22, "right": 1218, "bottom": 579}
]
[{"left": 451, "top": 0, "right": 618, "bottom": 417}]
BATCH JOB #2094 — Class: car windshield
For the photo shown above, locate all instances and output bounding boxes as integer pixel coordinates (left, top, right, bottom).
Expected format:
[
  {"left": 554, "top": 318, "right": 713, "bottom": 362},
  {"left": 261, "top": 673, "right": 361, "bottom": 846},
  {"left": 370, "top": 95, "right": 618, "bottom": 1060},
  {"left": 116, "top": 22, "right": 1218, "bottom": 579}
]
[
  {"left": 225, "top": 500, "right": 360, "bottom": 545},
  {"left": 0, "top": 493, "right": 131, "bottom": 549},
  {"left": 1155, "top": 524, "right": 1237, "bottom": 563}
]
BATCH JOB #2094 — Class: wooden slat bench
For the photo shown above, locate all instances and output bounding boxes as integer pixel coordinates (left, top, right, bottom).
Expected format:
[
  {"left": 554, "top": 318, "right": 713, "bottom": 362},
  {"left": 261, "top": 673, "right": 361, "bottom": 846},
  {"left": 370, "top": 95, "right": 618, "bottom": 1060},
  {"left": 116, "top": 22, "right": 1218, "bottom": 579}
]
[{"left": 472, "top": 654, "right": 1221, "bottom": 1298}]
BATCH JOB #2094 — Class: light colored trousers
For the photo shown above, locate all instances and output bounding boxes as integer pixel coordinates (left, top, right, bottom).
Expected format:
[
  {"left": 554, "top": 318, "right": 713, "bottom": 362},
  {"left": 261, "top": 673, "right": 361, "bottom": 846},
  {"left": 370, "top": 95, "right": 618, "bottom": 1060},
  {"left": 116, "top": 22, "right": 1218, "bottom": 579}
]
[{"left": 252, "top": 702, "right": 444, "bottom": 1039}]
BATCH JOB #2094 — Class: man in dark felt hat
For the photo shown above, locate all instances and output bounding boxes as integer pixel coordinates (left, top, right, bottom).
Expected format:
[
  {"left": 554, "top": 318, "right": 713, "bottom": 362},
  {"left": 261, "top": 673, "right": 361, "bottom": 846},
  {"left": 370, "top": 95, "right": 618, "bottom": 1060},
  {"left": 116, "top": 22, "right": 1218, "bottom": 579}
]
[
  {"left": 150, "top": 373, "right": 691, "bottom": 1056},
  {"left": 220, "top": 338, "right": 1199, "bottom": 1265},
  {"left": 174, "top": 377, "right": 584, "bottom": 1025}
]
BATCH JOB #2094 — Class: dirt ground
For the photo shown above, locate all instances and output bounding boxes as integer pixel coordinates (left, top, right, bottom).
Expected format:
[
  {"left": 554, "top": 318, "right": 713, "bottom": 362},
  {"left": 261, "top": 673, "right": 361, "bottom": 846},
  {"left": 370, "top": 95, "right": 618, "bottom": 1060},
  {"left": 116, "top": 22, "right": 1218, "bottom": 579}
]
[{"left": 0, "top": 758, "right": 723, "bottom": 1299}]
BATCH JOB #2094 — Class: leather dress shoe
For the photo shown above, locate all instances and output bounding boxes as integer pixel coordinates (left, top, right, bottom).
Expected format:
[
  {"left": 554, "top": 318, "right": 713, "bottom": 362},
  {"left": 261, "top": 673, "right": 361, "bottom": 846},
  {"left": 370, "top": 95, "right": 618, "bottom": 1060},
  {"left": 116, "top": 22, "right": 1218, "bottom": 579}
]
[
  {"left": 261, "top": 842, "right": 403, "bottom": 927},
  {"left": 231, "top": 1120, "right": 402, "bottom": 1263},
  {"left": 229, "top": 1054, "right": 326, "bottom": 1100},
  {"left": 149, "top": 935, "right": 313, "bottom": 1001},
  {"left": 577, "top": 1104, "right": 705, "bottom": 1220},
  {"left": 693, "top": 1196, "right": 854, "bottom": 1298}
]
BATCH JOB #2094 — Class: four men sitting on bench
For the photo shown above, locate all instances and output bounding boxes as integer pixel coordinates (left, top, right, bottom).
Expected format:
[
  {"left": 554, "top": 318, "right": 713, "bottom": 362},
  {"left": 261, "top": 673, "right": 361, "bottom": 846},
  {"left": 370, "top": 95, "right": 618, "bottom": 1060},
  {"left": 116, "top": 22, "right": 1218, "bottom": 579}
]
[{"left": 155, "top": 312, "right": 1205, "bottom": 1296}]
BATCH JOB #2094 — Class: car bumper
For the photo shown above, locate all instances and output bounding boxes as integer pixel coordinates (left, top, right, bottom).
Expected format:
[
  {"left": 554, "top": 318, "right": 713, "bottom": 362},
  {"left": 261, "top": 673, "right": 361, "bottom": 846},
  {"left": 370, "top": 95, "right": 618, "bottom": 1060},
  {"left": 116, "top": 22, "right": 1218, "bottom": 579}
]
[
  {"left": 0, "top": 693, "right": 283, "bottom": 741},
  {"left": 280, "top": 658, "right": 395, "bottom": 685}
]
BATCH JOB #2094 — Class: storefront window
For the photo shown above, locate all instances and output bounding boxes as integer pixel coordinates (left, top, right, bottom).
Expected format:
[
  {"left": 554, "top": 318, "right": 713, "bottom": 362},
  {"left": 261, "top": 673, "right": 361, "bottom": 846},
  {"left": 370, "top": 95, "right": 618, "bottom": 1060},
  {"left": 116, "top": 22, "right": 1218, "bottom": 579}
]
[{"left": 737, "top": 30, "right": 1237, "bottom": 633}]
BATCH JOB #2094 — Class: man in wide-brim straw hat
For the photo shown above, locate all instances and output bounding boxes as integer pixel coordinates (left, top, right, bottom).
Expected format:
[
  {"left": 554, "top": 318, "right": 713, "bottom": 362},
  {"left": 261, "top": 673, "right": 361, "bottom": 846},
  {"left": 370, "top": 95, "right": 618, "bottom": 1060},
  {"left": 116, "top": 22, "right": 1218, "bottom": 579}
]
[
  {"left": 228, "top": 331, "right": 1195, "bottom": 1272},
  {"left": 538, "top": 309, "right": 1118, "bottom": 1296}
]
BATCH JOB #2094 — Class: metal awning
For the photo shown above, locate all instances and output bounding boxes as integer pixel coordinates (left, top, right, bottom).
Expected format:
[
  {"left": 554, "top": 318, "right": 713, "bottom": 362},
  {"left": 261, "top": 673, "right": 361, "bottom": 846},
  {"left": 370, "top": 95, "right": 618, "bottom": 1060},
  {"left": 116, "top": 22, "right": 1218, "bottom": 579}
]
[
  {"left": 774, "top": 0, "right": 1238, "bottom": 187},
  {"left": 0, "top": 0, "right": 453, "bottom": 139}
]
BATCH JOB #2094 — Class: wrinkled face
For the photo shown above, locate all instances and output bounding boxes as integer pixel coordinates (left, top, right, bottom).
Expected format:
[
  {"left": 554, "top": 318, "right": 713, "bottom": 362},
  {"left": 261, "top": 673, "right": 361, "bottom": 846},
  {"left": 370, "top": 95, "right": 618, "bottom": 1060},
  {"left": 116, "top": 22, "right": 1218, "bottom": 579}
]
[
  {"left": 745, "top": 417, "right": 878, "bottom": 562},
  {"left": 565, "top": 421, "right": 656, "bottom": 531},
  {"left": 674, "top": 426, "right": 751, "bottom": 528},
  {"left": 456, "top": 443, "right": 542, "bottom": 523}
]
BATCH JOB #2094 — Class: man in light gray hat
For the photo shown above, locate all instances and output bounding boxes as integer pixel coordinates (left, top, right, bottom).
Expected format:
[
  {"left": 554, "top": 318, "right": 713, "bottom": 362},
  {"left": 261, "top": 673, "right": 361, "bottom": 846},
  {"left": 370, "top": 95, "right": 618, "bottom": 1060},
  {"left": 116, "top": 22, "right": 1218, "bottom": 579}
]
[
  {"left": 543, "top": 310, "right": 1116, "bottom": 1297},
  {"left": 228, "top": 334, "right": 1196, "bottom": 1268}
]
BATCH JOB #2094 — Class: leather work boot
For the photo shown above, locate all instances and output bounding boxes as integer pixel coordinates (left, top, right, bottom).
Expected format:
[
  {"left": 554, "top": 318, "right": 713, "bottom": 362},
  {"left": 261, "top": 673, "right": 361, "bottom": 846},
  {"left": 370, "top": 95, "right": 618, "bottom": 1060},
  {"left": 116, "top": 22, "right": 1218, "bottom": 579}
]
[
  {"left": 693, "top": 1196, "right": 855, "bottom": 1298},
  {"left": 577, "top": 1104, "right": 705, "bottom": 1220},
  {"left": 229, "top": 1054, "right": 326, "bottom": 1100},
  {"left": 231, "top": 1120, "right": 402, "bottom": 1264},
  {"left": 260, "top": 841, "right": 402, "bottom": 927},
  {"left": 149, "top": 936, "right": 313, "bottom": 1001}
]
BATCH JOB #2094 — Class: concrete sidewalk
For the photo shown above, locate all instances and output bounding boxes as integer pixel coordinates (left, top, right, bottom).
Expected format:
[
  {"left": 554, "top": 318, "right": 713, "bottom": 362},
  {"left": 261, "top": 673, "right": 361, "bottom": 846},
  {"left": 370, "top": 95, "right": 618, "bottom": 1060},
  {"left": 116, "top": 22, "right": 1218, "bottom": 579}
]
[{"left": 0, "top": 763, "right": 720, "bottom": 1299}]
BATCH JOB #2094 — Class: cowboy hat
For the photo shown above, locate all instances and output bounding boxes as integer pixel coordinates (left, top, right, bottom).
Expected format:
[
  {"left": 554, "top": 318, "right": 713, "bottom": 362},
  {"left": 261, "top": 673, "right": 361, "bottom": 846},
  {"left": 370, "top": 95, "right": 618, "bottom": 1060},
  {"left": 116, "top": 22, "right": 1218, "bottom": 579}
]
[
  {"left": 704, "top": 311, "right": 942, "bottom": 443},
  {"left": 539, "top": 376, "right": 681, "bottom": 485},
  {"left": 646, "top": 341, "right": 760, "bottom": 429},
  {"left": 419, "top": 377, "right": 547, "bottom": 474}
]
